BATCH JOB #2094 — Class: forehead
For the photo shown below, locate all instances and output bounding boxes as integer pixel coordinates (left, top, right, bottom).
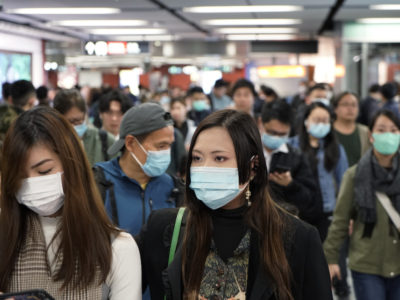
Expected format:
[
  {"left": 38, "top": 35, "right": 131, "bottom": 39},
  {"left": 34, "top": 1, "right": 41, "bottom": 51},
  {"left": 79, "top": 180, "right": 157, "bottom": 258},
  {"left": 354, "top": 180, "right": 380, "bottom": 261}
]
[
  {"left": 374, "top": 115, "right": 398, "bottom": 128},
  {"left": 145, "top": 125, "right": 174, "bottom": 142},
  {"left": 234, "top": 87, "right": 252, "bottom": 95},
  {"left": 65, "top": 106, "right": 85, "bottom": 118},
  {"left": 192, "top": 92, "right": 206, "bottom": 99},
  {"left": 109, "top": 101, "right": 122, "bottom": 111},
  {"left": 310, "top": 89, "right": 327, "bottom": 98},
  {"left": 26, "top": 143, "right": 58, "bottom": 164},
  {"left": 171, "top": 102, "right": 185, "bottom": 109},
  {"left": 309, "top": 107, "right": 330, "bottom": 118},
  {"left": 339, "top": 94, "right": 357, "bottom": 103},
  {"left": 263, "top": 119, "right": 290, "bottom": 130},
  {"left": 193, "top": 127, "right": 234, "bottom": 151}
]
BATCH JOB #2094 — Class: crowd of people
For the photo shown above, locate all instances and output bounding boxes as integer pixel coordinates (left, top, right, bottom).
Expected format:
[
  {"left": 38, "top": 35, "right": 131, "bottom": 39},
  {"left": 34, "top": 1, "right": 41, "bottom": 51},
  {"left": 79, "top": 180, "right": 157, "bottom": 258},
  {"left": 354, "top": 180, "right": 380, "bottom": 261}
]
[{"left": 0, "top": 76, "right": 400, "bottom": 300}]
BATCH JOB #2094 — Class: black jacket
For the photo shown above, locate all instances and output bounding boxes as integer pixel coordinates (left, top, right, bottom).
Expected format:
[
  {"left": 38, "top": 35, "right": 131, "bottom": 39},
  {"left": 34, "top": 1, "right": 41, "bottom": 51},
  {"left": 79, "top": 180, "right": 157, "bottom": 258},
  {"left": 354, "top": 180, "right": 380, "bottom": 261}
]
[
  {"left": 135, "top": 208, "right": 333, "bottom": 300},
  {"left": 268, "top": 145, "right": 323, "bottom": 224}
]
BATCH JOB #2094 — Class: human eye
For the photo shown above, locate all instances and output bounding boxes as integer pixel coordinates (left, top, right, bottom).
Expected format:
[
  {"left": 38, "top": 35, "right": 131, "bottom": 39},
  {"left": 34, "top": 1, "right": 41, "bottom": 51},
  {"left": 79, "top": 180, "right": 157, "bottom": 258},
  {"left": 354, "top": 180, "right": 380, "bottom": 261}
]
[
  {"left": 38, "top": 168, "right": 53, "bottom": 175},
  {"left": 215, "top": 156, "right": 227, "bottom": 162},
  {"left": 192, "top": 155, "right": 202, "bottom": 162}
]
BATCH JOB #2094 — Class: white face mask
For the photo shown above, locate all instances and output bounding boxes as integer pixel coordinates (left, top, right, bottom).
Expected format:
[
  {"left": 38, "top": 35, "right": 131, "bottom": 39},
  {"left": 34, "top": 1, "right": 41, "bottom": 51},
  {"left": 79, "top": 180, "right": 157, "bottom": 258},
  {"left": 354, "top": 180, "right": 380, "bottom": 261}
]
[{"left": 16, "top": 172, "right": 64, "bottom": 216}]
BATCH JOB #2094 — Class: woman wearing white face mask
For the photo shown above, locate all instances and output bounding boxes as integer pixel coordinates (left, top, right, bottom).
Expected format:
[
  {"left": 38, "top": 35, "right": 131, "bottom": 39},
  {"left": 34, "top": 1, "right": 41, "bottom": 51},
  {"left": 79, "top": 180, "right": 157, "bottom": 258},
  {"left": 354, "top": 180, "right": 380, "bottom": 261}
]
[
  {"left": 0, "top": 107, "right": 141, "bottom": 299},
  {"left": 136, "top": 109, "right": 332, "bottom": 300},
  {"left": 324, "top": 110, "right": 400, "bottom": 300}
]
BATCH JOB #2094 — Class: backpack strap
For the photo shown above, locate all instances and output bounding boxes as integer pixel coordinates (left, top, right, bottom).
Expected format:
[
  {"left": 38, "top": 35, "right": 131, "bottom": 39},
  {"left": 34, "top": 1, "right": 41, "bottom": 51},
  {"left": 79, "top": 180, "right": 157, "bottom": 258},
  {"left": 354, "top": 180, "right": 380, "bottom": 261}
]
[
  {"left": 99, "top": 129, "right": 109, "bottom": 161},
  {"left": 169, "top": 176, "right": 185, "bottom": 207},
  {"left": 92, "top": 166, "right": 119, "bottom": 226}
]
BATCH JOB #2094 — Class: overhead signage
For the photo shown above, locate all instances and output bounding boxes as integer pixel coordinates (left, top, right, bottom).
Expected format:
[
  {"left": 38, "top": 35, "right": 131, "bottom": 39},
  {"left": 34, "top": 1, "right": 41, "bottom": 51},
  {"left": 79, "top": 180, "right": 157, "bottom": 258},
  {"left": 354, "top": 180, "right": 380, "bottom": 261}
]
[{"left": 84, "top": 41, "right": 149, "bottom": 56}]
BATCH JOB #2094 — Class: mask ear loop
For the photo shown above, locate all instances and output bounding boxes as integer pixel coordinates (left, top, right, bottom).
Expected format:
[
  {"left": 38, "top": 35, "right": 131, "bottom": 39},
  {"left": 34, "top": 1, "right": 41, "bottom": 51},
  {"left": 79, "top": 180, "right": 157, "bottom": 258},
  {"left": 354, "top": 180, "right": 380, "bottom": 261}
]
[{"left": 130, "top": 136, "right": 149, "bottom": 168}]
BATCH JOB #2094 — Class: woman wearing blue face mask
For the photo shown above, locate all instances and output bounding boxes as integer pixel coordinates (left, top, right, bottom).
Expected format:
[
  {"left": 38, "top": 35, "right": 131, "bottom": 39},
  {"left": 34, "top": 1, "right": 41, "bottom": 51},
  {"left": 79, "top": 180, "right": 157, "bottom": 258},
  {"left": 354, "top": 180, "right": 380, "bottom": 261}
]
[
  {"left": 136, "top": 109, "right": 332, "bottom": 300},
  {"left": 293, "top": 102, "right": 349, "bottom": 241},
  {"left": 0, "top": 107, "right": 141, "bottom": 299},
  {"left": 324, "top": 110, "right": 400, "bottom": 300},
  {"left": 53, "top": 89, "right": 116, "bottom": 166}
]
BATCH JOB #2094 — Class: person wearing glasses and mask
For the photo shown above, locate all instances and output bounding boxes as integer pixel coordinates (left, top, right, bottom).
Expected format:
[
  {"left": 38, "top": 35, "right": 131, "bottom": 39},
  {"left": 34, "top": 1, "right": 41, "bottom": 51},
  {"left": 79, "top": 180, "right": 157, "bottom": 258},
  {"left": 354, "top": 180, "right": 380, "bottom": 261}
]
[
  {"left": 0, "top": 107, "right": 141, "bottom": 299},
  {"left": 53, "top": 89, "right": 116, "bottom": 166},
  {"left": 136, "top": 109, "right": 332, "bottom": 300}
]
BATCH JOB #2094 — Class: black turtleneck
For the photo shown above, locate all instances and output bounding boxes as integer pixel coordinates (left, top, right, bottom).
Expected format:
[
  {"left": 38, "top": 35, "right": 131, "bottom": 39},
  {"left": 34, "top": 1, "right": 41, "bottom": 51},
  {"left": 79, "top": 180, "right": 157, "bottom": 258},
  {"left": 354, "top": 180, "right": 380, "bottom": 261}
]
[{"left": 211, "top": 205, "right": 248, "bottom": 262}]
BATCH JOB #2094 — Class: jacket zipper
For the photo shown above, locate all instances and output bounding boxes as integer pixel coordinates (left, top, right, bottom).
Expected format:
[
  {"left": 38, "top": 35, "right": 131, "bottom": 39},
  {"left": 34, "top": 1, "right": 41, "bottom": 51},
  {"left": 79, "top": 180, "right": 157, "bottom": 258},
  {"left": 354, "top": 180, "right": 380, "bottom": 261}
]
[{"left": 149, "top": 198, "right": 153, "bottom": 212}]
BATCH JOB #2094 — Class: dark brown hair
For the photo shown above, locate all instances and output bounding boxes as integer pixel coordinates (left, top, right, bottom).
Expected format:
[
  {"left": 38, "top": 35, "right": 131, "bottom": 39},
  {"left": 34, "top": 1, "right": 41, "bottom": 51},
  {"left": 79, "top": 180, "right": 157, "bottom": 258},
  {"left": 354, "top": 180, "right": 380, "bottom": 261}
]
[
  {"left": 53, "top": 88, "right": 87, "bottom": 114},
  {"left": 182, "top": 109, "right": 293, "bottom": 300},
  {"left": 0, "top": 106, "right": 119, "bottom": 290}
]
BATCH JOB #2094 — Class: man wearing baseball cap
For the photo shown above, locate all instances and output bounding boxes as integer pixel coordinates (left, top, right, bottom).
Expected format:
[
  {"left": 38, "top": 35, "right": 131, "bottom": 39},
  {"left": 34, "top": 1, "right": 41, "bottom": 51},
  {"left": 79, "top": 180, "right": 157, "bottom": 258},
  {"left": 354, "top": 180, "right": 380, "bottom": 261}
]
[{"left": 93, "top": 102, "right": 178, "bottom": 237}]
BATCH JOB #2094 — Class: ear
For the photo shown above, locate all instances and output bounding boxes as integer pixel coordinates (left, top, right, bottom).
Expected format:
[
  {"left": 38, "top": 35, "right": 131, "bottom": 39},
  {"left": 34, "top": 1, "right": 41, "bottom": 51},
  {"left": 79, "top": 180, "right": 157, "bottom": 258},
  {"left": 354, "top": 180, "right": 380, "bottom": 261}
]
[
  {"left": 125, "top": 135, "right": 137, "bottom": 153},
  {"left": 368, "top": 131, "right": 374, "bottom": 145},
  {"left": 250, "top": 155, "right": 259, "bottom": 179}
]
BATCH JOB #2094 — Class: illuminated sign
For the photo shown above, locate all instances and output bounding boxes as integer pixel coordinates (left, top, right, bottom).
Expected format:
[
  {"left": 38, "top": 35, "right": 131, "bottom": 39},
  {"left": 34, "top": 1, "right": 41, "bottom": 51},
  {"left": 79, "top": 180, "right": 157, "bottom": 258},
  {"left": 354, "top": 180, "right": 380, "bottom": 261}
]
[
  {"left": 257, "top": 65, "right": 306, "bottom": 78},
  {"left": 84, "top": 41, "right": 149, "bottom": 56},
  {"left": 335, "top": 65, "right": 346, "bottom": 78}
]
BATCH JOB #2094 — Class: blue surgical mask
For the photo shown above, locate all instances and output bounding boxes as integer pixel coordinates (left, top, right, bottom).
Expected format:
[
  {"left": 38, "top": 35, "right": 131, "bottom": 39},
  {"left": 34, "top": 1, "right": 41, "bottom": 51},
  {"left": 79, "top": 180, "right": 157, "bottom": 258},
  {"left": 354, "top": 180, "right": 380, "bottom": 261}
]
[
  {"left": 307, "top": 122, "right": 331, "bottom": 139},
  {"left": 190, "top": 167, "right": 246, "bottom": 210},
  {"left": 262, "top": 132, "right": 289, "bottom": 150},
  {"left": 74, "top": 123, "right": 88, "bottom": 138},
  {"left": 312, "top": 98, "right": 330, "bottom": 107},
  {"left": 130, "top": 138, "right": 171, "bottom": 177},
  {"left": 160, "top": 96, "right": 171, "bottom": 105},
  {"left": 192, "top": 100, "right": 210, "bottom": 112}
]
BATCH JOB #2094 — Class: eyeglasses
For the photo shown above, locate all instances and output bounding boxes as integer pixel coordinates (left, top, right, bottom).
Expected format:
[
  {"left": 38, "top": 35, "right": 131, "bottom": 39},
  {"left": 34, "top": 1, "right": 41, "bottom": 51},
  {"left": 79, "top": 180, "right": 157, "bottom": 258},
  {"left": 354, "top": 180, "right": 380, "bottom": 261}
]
[{"left": 338, "top": 102, "right": 358, "bottom": 108}]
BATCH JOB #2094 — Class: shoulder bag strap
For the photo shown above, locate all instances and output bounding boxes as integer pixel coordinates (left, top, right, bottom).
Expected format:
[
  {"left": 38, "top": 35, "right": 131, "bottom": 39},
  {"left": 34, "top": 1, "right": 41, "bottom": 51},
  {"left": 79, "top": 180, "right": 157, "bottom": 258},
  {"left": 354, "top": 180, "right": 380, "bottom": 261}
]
[
  {"left": 164, "top": 207, "right": 186, "bottom": 300},
  {"left": 168, "top": 207, "right": 186, "bottom": 265},
  {"left": 376, "top": 191, "right": 400, "bottom": 232}
]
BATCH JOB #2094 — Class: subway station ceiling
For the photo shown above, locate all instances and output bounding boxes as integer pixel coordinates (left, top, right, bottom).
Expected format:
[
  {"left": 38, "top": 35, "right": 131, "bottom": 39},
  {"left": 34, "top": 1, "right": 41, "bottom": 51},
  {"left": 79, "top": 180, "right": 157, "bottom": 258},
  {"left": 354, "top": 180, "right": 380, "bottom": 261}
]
[{"left": 1, "top": 0, "right": 400, "bottom": 42}]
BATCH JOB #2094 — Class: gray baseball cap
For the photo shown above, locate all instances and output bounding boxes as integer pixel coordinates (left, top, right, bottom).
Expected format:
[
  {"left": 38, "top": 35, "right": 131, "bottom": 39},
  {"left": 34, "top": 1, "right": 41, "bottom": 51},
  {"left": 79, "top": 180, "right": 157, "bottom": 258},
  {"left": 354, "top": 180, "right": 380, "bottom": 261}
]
[{"left": 107, "top": 102, "right": 173, "bottom": 156}]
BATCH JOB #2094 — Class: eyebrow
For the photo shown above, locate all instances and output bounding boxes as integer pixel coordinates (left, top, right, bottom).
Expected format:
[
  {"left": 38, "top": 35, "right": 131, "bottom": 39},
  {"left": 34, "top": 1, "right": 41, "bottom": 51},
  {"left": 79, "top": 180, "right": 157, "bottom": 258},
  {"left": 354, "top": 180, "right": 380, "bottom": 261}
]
[
  {"left": 31, "top": 159, "right": 53, "bottom": 169},
  {"left": 192, "top": 149, "right": 230, "bottom": 154}
]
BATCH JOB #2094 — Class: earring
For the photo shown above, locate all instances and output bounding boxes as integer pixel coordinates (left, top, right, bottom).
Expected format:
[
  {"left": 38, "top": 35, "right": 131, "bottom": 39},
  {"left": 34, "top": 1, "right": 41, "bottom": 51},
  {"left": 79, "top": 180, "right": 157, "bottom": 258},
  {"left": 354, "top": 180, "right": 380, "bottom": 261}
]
[{"left": 246, "top": 187, "right": 251, "bottom": 206}]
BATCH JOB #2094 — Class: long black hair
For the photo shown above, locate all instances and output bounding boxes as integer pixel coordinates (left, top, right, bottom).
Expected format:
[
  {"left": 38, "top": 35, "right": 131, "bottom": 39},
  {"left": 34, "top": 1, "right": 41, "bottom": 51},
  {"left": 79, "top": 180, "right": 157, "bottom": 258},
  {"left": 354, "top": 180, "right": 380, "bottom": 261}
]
[
  {"left": 182, "top": 109, "right": 293, "bottom": 300},
  {"left": 299, "top": 102, "right": 339, "bottom": 171}
]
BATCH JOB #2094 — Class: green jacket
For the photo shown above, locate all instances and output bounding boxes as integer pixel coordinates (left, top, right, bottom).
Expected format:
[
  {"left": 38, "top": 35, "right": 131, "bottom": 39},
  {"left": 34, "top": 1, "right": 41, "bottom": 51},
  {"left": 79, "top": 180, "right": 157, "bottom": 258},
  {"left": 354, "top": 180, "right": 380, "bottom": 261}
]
[
  {"left": 82, "top": 126, "right": 116, "bottom": 166},
  {"left": 323, "top": 165, "right": 400, "bottom": 278}
]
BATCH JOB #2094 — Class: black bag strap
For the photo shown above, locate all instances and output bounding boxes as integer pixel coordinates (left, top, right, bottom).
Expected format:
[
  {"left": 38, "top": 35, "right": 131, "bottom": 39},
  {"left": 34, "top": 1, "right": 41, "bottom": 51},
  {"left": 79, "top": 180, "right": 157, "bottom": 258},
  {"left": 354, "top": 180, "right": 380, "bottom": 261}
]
[
  {"left": 92, "top": 166, "right": 119, "bottom": 226},
  {"left": 170, "top": 175, "right": 185, "bottom": 207},
  {"left": 99, "top": 129, "right": 109, "bottom": 161}
]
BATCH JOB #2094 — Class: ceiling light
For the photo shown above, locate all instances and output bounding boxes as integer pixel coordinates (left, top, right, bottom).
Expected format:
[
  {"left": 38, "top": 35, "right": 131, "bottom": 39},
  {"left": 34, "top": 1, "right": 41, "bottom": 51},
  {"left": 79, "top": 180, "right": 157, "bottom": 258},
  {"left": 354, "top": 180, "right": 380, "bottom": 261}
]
[
  {"left": 184, "top": 5, "right": 302, "bottom": 13},
  {"left": 112, "top": 35, "right": 176, "bottom": 41},
  {"left": 203, "top": 19, "right": 301, "bottom": 26},
  {"left": 9, "top": 7, "right": 121, "bottom": 14},
  {"left": 90, "top": 28, "right": 167, "bottom": 35},
  {"left": 217, "top": 27, "right": 298, "bottom": 34},
  {"left": 357, "top": 18, "right": 400, "bottom": 24},
  {"left": 53, "top": 20, "right": 147, "bottom": 27},
  {"left": 226, "top": 34, "right": 297, "bottom": 41},
  {"left": 370, "top": 5, "right": 400, "bottom": 10}
]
